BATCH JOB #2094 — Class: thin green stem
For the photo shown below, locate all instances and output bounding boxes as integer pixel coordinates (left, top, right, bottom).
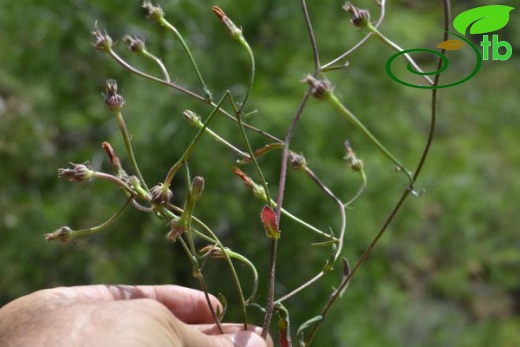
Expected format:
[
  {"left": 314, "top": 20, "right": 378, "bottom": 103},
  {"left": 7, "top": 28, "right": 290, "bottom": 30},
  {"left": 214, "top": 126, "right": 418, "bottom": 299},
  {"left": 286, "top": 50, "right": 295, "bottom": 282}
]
[
  {"left": 141, "top": 49, "right": 170, "bottom": 82},
  {"left": 344, "top": 169, "right": 367, "bottom": 207},
  {"left": 176, "top": 236, "right": 224, "bottom": 334},
  {"left": 321, "top": 0, "right": 386, "bottom": 71},
  {"left": 237, "top": 36, "right": 255, "bottom": 114},
  {"left": 112, "top": 110, "right": 148, "bottom": 191},
  {"left": 106, "top": 48, "right": 281, "bottom": 143},
  {"left": 163, "top": 95, "right": 227, "bottom": 190},
  {"left": 326, "top": 92, "right": 414, "bottom": 185},
  {"left": 163, "top": 201, "right": 249, "bottom": 328},
  {"left": 305, "top": 2, "right": 451, "bottom": 344},
  {"left": 66, "top": 197, "right": 132, "bottom": 240},
  {"left": 158, "top": 18, "right": 212, "bottom": 100}
]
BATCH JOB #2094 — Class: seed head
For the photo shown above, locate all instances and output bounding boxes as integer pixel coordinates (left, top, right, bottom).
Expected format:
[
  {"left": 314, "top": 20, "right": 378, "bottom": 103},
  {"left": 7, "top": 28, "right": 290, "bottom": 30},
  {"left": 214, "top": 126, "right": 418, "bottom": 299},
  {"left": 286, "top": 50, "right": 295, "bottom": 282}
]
[
  {"left": 123, "top": 35, "right": 146, "bottom": 53},
  {"left": 150, "top": 183, "right": 173, "bottom": 205},
  {"left": 343, "top": 2, "right": 371, "bottom": 28},
  {"left": 166, "top": 218, "right": 185, "bottom": 242},
  {"left": 142, "top": 1, "right": 164, "bottom": 22},
  {"left": 288, "top": 151, "right": 307, "bottom": 171},
  {"left": 45, "top": 226, "right": 74, "bottom": 242},
  {"left": 58, "top": 162, "right": 95, "bottom": 183},
  {"left": 303, "top": 75, "right": 333, "bottom": 100},
  {"left": 104, "top": 79, "right": 125, "bottom": 111},
  {"left": 91, "top": 27, "right": 113, "bottom": 53}
]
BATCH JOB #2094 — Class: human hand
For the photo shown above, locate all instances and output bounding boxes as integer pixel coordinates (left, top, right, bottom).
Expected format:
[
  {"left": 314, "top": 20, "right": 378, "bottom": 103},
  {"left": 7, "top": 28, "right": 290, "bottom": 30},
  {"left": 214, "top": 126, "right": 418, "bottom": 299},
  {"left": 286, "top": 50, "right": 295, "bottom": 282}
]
[{"left": 0, "top": 285, "right": 273, "bottom": 347}]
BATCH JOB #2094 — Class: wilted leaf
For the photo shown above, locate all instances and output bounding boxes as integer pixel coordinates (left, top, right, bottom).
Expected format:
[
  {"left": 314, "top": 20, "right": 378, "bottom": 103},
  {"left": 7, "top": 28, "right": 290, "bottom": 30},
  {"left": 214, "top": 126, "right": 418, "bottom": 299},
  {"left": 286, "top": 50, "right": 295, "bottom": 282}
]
[
  {"left": 453, "top": 5, "right": 515, "bottom": 35},
  {"left": 436, "top": 39, "right": 465, "bottom": 50}
]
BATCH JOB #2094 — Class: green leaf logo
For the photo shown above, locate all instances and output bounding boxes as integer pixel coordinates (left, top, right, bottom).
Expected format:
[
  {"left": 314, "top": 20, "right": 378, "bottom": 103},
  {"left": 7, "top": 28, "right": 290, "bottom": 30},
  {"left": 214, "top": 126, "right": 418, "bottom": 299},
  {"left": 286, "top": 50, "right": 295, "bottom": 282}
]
[{"left": 453, "top": 5, "right": 515, "bottom": 35}]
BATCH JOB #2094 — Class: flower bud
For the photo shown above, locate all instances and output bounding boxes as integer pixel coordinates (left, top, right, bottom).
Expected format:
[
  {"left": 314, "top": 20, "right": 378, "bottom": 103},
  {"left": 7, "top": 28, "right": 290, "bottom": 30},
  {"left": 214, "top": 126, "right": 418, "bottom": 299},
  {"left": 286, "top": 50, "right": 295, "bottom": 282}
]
[
  {"left": 191, "top": 176, "right": 205, "bottom": 202},
  {"left": 212, "top": 6, "right": 243, "bottom": 40},
  {"left": 58, "top": 163, "right": 95, "bottom": 183},
  {"left": 200, "top": 245, "right": 227, "bottom": 259},
  {"left": 183, "top": 110, "right": 202, "bottom": 127}
]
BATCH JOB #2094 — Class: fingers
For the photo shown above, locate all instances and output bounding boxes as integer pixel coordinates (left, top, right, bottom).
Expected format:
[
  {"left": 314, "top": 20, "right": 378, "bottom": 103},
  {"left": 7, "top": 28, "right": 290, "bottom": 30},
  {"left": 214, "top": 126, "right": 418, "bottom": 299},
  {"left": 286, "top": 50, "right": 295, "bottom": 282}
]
[
  {"left": 175, "top": 322, "right": 274, "bottom": 347},
  {"left": 29, "top": 285, "right": 222, "bottom": 324}
]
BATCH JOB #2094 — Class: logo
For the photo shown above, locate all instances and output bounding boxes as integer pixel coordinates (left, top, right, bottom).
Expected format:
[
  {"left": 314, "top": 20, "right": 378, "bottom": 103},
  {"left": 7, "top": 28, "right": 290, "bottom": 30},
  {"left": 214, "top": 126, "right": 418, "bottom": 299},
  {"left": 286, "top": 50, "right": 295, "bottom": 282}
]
[{"left": 386, "top": 5, "right": 515, "bottom": 89}]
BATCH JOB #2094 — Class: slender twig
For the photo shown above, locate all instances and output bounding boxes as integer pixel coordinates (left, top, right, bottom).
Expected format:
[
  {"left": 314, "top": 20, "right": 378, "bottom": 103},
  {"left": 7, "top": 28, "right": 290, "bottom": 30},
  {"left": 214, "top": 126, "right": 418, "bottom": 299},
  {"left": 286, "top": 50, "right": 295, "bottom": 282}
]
[
  {"left": 262, "top": 0, "right": 320, "bottom": 339},
  {"left": 157, "top": 17, "right": 212, "bottom": 100},
  {"left": 304, "top": 1, "right": 451, "bottom": 344},
  {"left": 321, "top": 0, "right": 386, "bottom": 71}
]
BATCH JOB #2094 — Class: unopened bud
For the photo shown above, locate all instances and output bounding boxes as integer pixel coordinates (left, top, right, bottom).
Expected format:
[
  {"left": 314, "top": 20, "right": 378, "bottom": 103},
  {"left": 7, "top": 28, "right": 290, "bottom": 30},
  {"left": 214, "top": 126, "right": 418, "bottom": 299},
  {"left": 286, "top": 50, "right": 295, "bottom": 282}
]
[
  {"left": 183, "top": 110, "right": 202, "bottom": 126},
  {"left": 191, "top": 176, "right": 205, "bottom": 202},
  {"left": 200, "top": 245, "right": 227, "bottom": 259},
  {"left": 212, "top": 6, "right": 243, "bottom": 40}
]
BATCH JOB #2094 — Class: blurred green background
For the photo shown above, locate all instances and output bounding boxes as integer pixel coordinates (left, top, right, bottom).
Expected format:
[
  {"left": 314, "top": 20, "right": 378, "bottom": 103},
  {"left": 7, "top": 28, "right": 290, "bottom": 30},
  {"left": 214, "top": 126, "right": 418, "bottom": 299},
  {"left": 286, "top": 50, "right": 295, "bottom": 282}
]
[{"left": 1, "top": 0, "right": 519, "bottom": 346}]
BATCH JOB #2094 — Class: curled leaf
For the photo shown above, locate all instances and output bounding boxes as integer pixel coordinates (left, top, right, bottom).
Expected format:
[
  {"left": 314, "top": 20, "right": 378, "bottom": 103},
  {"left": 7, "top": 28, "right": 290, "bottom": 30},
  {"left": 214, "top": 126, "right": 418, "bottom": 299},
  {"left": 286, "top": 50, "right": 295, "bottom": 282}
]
[
  {"left": 453, "top": 5, "right": 515, "bottom": 35},
  {"left": 436, "top": 39, "right": 464, "bottom": 51}
]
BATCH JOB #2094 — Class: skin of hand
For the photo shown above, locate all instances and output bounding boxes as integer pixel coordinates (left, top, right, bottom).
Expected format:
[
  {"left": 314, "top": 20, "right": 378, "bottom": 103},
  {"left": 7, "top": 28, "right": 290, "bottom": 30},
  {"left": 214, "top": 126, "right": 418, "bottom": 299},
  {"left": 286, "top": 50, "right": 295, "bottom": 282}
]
[{"left": 0, "top": 285, "right": 273, "bottom": 347}]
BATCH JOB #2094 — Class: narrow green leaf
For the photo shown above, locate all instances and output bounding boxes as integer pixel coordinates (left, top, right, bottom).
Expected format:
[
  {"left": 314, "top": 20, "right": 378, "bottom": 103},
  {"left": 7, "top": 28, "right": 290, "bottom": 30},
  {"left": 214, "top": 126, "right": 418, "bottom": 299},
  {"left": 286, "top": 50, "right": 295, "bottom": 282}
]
[{"left": 296, "top": 316, "right": 323, "bottom": 346}]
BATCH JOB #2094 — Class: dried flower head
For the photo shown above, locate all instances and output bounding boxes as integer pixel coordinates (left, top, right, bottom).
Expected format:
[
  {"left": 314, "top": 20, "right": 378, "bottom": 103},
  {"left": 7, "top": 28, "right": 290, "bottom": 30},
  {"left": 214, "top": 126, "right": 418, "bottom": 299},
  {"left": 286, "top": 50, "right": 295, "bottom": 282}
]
[
  {"left": 288, "top": 151, "right": 307, "bottom": 171},
  {"left": 302, "top": 75, "right": 333, "bottom": 100},
  {"left": 343, "top": 2, "right": 371, "bottom": 28},
  {"left": 344, "top": 141, "right": 364, "bottom": 172},
  {"left": 91, "top": 27, "right": 113, "bottom": 53},
  {"left": 104, "top": 79, "right": 125, "bottom": 111},
  {"left": 58, "top": 162, "right": 95, "bottom": 183},
  {"left": 123, "top": 35, "right": 146, "bottom": 53},
  {"left": 150, "top": 183, "right": 173, "bottom": 205},
  {"left": 166, "top": 218, "right": 185, "bottom": 242},
  {"left": 45, "top": 226, "right": 74, "bottom": 242},
  {"left": 142, "top": 1, "right": 164, "bottom": 22}
]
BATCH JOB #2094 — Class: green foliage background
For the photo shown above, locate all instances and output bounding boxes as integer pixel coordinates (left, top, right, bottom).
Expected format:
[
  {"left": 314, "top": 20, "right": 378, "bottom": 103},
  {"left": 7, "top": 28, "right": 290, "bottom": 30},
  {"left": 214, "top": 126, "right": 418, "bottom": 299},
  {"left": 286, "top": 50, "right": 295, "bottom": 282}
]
[{"left": 1, "top": 0, "right": 519, "bottom": 346}]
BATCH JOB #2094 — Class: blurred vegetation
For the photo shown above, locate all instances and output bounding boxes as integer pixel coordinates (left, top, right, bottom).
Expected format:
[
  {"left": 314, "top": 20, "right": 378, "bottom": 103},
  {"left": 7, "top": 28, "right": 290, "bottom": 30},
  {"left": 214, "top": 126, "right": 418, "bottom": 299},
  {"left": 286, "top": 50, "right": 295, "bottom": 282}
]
[{"left": 1, "top": 0, "right": 519, "bottom": 346}]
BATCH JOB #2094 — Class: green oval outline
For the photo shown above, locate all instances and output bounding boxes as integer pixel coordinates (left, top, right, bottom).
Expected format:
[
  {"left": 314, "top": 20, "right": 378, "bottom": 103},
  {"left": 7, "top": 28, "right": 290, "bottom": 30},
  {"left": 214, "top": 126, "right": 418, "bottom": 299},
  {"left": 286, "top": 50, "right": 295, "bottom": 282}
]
[{"left": 385, "top": 32, "right": 483, "bottom": 89}]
